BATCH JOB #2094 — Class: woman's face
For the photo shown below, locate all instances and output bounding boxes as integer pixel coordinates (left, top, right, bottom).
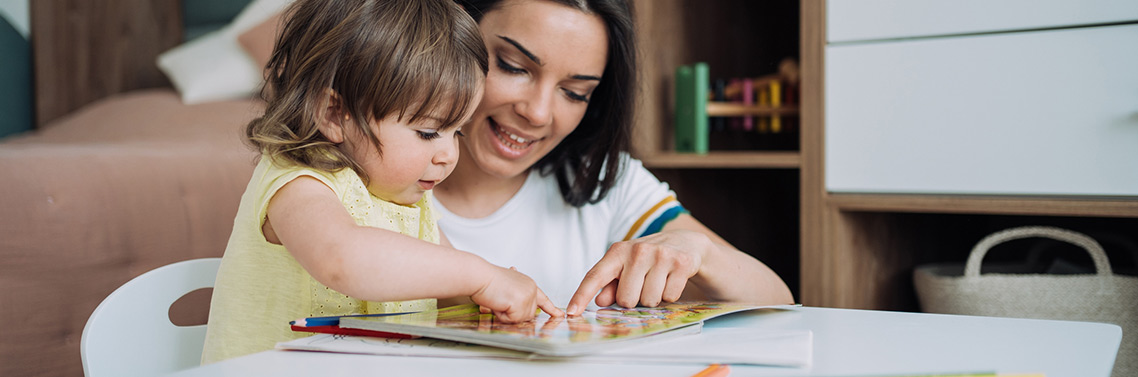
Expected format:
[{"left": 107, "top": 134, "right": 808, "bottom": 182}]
[{"left": 459, "top": 0, "right": 609, "bottom": 180}]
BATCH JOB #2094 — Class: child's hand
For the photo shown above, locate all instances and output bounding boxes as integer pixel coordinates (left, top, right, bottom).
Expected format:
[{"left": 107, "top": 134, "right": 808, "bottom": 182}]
[{"left": 471, "top": 266, "right": 564, "bottom": 322}]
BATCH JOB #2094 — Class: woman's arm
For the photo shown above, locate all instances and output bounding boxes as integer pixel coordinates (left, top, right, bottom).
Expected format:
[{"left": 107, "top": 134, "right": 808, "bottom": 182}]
[
  {"left": 664, "top": 214, "right": 793, "bottom": 304},
  {"left": 566, "top": 213, "right": 793, "bottom": 315},
  {"left": 267, "top": 176, "right": 562, "bottom": 321}
]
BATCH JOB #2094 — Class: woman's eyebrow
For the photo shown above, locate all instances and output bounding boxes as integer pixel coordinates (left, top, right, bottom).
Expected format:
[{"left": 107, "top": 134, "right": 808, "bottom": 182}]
[
  {"left": 497, "top": 35, "right": 543, "bottom": 66},
  {"left": 497, "top": 35, "right": 601, "bottom": 81}
]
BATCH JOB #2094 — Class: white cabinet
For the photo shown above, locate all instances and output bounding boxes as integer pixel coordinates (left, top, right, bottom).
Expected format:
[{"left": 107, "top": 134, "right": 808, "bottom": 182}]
[
  {"left": 824, "top": 3, "right": 1138, "bottom": 196},
  {"left": 828, "top": 0, "right": 1138, "bottom": 43}
]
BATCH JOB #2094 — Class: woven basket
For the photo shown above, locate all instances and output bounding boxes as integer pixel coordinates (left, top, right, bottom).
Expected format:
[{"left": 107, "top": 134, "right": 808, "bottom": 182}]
[{"left": 913, "top": 226, "right": 1137, "bottom": 377}]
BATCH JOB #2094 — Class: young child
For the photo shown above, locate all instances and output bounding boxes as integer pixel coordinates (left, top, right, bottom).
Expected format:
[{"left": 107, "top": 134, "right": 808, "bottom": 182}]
[{"left": 201, "top": 0, "right": 561, "bottom": 364}]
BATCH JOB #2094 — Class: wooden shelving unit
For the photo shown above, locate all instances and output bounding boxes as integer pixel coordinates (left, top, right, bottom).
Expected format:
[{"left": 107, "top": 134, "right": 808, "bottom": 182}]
[
  {"left": 631, "top": 0, "right": 1138, "bottom": 313},
  {"left": 827, "top": 194, "right": 1138, "bottom": 218},
  {"left": 798, "top": 1, "right": 1138, "bottom": 312},
  {"left": 641, "top": 151, "right": 799, "bottom": 169},
  {"left": 705, "top": 102, "right": 798, "bottom": 117},
  {"left": 630, "top": 0, "right": 804, "bottom": 297}
]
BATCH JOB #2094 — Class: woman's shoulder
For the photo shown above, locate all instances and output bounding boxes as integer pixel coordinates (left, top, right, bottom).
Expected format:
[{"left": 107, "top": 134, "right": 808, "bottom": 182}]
[{"left": 608, "top": 152, "right": 652, "bottom": 185}]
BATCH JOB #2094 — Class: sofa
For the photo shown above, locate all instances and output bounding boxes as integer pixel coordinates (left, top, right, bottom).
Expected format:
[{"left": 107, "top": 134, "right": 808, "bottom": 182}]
[{"left": 0, "top": 0, "right": 288, "bottom": 375}]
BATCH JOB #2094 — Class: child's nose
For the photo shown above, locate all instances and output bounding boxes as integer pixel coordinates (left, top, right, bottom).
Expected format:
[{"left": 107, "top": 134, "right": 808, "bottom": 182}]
[{"left": 434, "top": 137, "right": 459, "bottom": 166}]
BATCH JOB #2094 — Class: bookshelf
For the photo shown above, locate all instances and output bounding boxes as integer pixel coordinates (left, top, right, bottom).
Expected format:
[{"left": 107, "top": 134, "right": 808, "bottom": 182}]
[
  {"left": 641, "top": 151, "right": 799, "bottom": 170},
  {"left": 705, "top": 102, "right": 798, "bottom": 118},
  {"left": 631, "top": 0, "right": 801, "bottom": 163},
  {"left": 630, "top": 0, "right": 803, "bottom": 297},
  {"left": 634, "top": 0, "right": 1138, "bottom": 312}
]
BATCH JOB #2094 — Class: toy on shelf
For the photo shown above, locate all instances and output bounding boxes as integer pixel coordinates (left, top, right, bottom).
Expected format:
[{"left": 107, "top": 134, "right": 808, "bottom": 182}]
[{"left": 673, "top": 58, "right": 800, "bottom": 154}]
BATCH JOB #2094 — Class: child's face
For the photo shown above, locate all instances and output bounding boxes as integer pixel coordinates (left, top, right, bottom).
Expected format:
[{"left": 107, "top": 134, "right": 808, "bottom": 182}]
[{"left": 343, "top": 91, "right": 482, "bottom": 206}]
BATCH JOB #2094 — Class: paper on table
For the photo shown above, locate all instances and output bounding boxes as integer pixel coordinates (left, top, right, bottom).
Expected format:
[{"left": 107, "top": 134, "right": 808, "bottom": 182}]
[
  {"left": 276, "top": 327, "right": 812, "bottom": 367},
  {"left": 582, "top": 327, "right": 812, "bottom": 367}
]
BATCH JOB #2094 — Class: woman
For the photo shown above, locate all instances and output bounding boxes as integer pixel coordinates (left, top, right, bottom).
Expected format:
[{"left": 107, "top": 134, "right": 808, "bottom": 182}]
[{"left": 435, "top": 0, "right": 793, "bottom": 315}]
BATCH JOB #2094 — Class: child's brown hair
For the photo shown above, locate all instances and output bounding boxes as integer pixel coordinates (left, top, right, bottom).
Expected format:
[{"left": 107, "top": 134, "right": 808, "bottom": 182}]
[{"left": 247, "top": 0, "right": 488, "bottom": 182}]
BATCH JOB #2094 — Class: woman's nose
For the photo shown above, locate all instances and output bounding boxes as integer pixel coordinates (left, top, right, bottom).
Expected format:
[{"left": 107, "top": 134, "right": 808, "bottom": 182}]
[{"left": 515, "top": 85, "right": 553, "bottom": 127}]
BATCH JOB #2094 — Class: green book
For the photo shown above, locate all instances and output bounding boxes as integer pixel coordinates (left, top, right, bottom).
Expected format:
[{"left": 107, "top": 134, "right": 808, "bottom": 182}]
[{"left": 674, "top": 62, "right": 709, "bottom": 154}]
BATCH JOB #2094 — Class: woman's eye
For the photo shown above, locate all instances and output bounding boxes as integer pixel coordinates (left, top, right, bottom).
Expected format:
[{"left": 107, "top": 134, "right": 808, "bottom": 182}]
[
  {"left": 496, "top": 57, "right": 526, "bottom": 75},
  {"left": 456, "top": 129, "right": 466, "bottom": 137},
  {"left": 417, "top": 131, "right": 441, "bottom": 140},
  {"left": 563, "top": 89, "right": 589, "bottom": 103}
]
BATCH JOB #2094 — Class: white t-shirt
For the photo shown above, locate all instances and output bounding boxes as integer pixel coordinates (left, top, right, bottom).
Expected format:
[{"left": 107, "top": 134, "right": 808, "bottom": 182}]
[{"left": 431, "top": 155, "right": 684, "bottom": 306}]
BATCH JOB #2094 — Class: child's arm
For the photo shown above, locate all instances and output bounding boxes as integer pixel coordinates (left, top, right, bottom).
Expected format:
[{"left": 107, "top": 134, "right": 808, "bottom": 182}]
[
  {"left": 436, "top": 230, "right": 478, "bottom": 308},
  {"left": 266, "top": 176, "right": 563, "bottom": 322}
]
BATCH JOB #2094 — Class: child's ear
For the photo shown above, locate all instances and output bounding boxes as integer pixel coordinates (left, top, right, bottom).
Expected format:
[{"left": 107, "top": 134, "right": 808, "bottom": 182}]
[{"left": 316, "top": 88, "right": 347, "bottom": 143}]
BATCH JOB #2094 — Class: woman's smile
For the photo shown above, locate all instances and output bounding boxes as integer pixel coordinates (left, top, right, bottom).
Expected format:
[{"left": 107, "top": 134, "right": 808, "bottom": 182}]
[{"left": 490, "top": 118, "right": 541, "bottom": 152}]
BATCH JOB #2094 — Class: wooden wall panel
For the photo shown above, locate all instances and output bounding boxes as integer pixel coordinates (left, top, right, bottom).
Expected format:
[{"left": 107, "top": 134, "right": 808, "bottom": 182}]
[
  {"left": 799, "top": 0, "right": 828, "bottom": 306},
  {"left": 630, "top": 0, "right": 686, "bottom": 157},
  {"left": 31, "top": 0, "right": 182, "bottom": 128}
]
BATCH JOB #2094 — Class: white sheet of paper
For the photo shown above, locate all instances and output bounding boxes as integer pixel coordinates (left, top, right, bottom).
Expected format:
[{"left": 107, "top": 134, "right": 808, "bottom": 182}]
[{"left": 276, "top": 327, "right": 812, "bottom": 367}]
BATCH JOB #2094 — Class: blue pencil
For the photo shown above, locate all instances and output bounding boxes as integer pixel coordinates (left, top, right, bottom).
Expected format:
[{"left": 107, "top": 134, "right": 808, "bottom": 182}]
[{"left": 290, "top": 311, "right": 419, "bottom": 327}]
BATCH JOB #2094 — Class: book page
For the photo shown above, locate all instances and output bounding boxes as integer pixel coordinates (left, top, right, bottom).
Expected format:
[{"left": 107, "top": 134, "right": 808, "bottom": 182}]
[
  {"left": 338, "top": 302, "right": 778, "bottom": 356},
  {"left": 277, "top": 327, "right": 812, "bottom": 367}
]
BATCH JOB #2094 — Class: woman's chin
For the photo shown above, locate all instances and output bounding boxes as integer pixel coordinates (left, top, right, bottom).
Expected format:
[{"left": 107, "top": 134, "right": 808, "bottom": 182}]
[{"left": 482, "top": 156, "right": 534, "bottom": 180}]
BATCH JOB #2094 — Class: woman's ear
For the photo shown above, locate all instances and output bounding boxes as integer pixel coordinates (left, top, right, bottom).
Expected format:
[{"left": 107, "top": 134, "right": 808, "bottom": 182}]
[{"left": 316, "top": 88, "right": 347, "bottom": 143}]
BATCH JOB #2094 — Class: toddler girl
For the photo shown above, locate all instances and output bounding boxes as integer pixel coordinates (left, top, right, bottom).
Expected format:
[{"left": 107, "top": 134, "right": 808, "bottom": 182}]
[{"left": 201, "top": 0, "right": 560, "bottom": 364}]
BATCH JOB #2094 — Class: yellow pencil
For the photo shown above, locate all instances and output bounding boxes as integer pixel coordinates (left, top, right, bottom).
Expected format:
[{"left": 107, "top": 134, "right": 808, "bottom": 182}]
[{"left": 691, "top": 363, "right": 730, "bottom": 377}]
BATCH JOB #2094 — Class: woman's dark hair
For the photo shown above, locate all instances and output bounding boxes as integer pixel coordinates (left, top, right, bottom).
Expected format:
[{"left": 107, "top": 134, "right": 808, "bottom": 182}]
[
  {"left": 247, "top": 0, "right": 488, "bottom": 184},
  {"left": 459, "top": 0, "right": 637, "bottom": 207}
]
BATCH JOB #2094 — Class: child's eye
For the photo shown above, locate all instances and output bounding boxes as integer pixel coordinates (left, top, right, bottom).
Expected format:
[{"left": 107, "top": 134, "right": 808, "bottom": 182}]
[
  {"left": 563, "top": 88, "right": 589, "bottom": 103},
  {"left": 456, "top": 129, "right": 466, "bottom": 137},
  {"left": 417, "top": 131, "right": 441, "bottom": 140},
  {"left": 496, "top": 57, "right": 526, "bottom": 75}
]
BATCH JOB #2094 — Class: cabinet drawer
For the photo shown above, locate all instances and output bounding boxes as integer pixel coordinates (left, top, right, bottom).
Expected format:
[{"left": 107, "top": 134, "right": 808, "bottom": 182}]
[
  {"left": 828, "top": 0, "right": 1138, "bottom": 43},
  {"left": 825, "top": 24, "right": 1138, "bottom": 196}
]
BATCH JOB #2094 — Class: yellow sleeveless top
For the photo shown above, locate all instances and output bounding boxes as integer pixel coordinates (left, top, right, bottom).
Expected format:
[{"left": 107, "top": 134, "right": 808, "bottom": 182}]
[{"left": 201, "top": 155, "right": 437, "bottom": 364}]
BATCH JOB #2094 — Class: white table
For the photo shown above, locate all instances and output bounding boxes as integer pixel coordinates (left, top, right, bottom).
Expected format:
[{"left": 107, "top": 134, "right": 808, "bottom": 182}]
[{"left": 168, "top": 307, "right": 1122, "bottom": 377}]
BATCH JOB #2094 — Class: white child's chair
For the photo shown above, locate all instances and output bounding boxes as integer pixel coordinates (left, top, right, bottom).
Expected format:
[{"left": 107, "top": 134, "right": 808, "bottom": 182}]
[{"left": 81, "top": 258, "right": 221, "bottom": 377}]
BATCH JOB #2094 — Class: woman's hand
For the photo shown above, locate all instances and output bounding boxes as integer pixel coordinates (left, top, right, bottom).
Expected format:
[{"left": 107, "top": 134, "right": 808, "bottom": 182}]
[
  {"left": 565, "top": 229, "right": 713, "bottom": 315},
  {"left": 565, "top": 214, "right": 794, "bottom": 316},
  {"left": 471, "top": 265, "right": 564, "bottom": 322}
]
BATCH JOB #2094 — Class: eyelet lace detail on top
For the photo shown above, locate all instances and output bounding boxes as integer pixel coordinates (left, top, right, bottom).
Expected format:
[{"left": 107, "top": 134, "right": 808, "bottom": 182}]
[{"left": 310, "top": 168, "right": 438, "bottom": 317}]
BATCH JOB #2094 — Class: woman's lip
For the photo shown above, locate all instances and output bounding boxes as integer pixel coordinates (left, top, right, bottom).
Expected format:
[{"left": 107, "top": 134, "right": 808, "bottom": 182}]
[
  {"left": 489, "top": 126, "right": 527, "bottom": 160},
  {"left": 488, "top": 119, "right": 540, "bottom": 160},
  {"left": 490, "top": 118, "right": 542, "bottom": 144}
]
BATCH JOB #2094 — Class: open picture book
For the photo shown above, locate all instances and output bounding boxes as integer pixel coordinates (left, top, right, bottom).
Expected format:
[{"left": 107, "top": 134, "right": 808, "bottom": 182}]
[
  {"left": 276, "top": 327, "right": 814, "bottom": 367},
  {"left": 331, "top": 302, "right": 774, "bottom": 356}
]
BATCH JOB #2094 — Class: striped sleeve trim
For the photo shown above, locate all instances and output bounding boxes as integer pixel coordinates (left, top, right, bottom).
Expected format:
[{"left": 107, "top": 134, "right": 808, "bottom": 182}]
[
  {"left": 639, "top": 205, "right": 688, "bottom": 239},
  {"left": 621, "top": 196, "right": 685, "bottom": 241}
]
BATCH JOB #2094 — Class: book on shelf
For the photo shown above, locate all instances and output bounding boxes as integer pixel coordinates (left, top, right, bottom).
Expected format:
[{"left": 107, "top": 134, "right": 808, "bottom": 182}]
[
  {"left": 332, "top": 302, "right": 773, "bottom": 356},
  {"left": 674, "top": 62, "right": 709, "bottom": 154},
  {"left": 769, "top": 79, "right": 782, "bottom": 133}
]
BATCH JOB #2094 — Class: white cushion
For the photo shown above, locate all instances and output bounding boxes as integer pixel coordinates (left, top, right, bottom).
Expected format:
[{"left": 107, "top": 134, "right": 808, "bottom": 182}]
[{"left": 156, "top": 0, "right": 292, "bottom": 104}]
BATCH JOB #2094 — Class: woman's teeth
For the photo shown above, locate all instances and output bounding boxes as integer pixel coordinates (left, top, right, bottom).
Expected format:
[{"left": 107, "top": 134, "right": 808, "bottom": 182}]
[{"left": 496, "top": 127, "right": 535, "bottom": 149}]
